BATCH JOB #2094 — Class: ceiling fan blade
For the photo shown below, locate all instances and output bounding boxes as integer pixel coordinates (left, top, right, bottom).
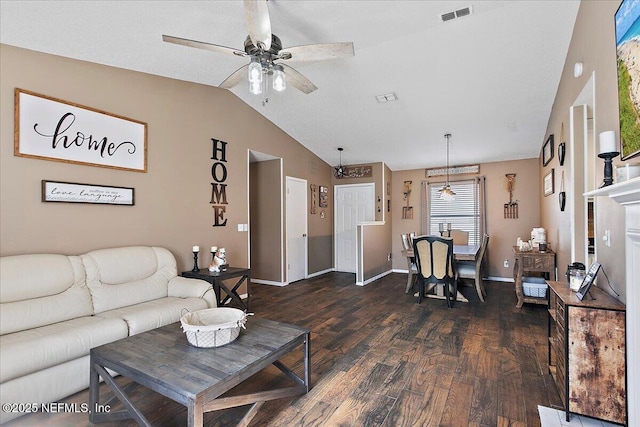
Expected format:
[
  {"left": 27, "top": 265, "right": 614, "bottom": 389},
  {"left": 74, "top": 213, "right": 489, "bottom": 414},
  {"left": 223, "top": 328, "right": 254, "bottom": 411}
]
[
  {"left": 162, "top": 35, "right": 246, "bottom": 57},
  {"left": 219, "top": 64, "right": 249, "bottom": 89},
  {"left": 280, "top": 64, "right": 318, "bottom": 94},
  {"left": 244, "top": 0, "right": 272, "bottom": 50},
  {"left": 281, "top": 42, "right": 354, "bottom": 62}
]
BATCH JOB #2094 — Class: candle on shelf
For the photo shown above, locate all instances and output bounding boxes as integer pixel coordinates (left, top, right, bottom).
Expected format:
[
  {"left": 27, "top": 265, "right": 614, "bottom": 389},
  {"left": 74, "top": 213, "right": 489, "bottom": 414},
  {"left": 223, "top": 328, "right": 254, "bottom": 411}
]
[
  {"left": 193, "top": 246, "right": 200, "bottom": 252},
  {"left": 599, "top": 131, "right": 617, "bottom": 154},
  {"left": 439, "top": 223, "right": 444, "bottom": 232},
  {"left": 447, "top": 223, "right": 452, "bottom": 231}
]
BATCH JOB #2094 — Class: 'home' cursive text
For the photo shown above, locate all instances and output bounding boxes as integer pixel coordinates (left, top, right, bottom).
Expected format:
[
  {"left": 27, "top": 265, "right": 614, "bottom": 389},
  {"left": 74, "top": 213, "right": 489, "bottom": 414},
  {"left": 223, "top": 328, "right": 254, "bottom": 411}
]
[{"left": 33, "top": 112, "right": 136, "bottom": 158}]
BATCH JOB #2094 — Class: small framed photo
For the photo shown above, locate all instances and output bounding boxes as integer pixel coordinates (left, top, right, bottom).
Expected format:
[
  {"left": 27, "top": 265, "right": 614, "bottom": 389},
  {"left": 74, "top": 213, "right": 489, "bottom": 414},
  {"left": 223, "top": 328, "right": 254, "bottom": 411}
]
[
  {"left": 543, "top": 169, "right": 555, "bottom": 197},
  {"left": 542, "top": 134, "right": 554, "bottom": 166}
]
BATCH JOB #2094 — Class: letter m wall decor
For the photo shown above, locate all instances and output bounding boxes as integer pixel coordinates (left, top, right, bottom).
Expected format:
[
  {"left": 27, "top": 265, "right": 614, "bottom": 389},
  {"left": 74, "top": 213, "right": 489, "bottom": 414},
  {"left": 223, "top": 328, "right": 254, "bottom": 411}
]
[{"left": 14, "top": 89, "right": 147, "bottom": 172}]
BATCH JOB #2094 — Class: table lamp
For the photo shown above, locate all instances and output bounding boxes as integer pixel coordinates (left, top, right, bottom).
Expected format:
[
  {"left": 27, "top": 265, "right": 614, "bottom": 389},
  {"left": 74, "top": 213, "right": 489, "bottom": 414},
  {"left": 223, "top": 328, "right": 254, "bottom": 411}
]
[{"left": 597, "top": 131, "right": 619, "bottom": 187}]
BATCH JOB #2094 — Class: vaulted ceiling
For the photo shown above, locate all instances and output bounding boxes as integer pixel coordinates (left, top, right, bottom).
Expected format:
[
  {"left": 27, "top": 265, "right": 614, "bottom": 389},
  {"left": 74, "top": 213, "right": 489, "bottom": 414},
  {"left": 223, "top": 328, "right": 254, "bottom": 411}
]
[{"left": 0, "top": 1, "right": 581, "bottom": 170}]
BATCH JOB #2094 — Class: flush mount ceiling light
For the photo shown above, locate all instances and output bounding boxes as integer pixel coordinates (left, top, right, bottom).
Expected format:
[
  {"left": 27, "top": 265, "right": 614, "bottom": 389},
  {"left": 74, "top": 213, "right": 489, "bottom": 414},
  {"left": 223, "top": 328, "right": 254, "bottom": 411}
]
[
  {"left": 334, "top": 148, "right": 346, "bottom": 178},
  {"left": 438, "top": 133, "right": 456, "bottom": 201}
]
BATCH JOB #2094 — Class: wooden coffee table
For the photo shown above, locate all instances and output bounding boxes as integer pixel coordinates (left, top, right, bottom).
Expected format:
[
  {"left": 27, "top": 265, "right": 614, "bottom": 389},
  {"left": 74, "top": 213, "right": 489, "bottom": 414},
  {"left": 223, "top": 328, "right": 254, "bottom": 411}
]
[{"left": 89, "top": 318, "right": 310, "bottom": 427}]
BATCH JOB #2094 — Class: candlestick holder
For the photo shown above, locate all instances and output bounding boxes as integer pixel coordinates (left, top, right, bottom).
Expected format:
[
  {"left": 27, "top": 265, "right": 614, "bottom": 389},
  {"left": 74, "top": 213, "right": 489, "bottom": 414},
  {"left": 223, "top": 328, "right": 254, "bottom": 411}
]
[
  {"left": 598, "top": 151, "right": 620, "bottom": 187},
  {"left": 191, "top": 251, "right": 199, "bottom": 272}
]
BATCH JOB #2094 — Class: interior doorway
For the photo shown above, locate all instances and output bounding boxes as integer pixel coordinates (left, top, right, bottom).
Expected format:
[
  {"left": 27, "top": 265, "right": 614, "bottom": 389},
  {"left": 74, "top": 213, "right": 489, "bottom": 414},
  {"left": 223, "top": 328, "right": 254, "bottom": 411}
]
[
  {"left": 334, "top": 183, "right": 375, "bottom": 273},
  {"left": 286, "top": 177, "right": 307, "bottom": 283},
  {"left": 249, "top": 151, "right": 283, "bottom": 285}
]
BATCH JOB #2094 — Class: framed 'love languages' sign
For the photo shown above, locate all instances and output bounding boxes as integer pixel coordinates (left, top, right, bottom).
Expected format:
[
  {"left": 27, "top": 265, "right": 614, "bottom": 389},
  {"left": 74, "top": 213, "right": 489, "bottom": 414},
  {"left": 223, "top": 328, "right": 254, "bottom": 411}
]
[{"left": 14, "top": 89, "right": 147, "bottom": 172}]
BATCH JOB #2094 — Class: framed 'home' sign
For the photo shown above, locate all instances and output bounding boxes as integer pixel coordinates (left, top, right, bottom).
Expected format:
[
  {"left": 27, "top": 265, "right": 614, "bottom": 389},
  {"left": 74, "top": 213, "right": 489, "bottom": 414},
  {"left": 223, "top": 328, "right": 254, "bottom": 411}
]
[{"left": 14, "top": 89, "right": 147, "bottom": 172}]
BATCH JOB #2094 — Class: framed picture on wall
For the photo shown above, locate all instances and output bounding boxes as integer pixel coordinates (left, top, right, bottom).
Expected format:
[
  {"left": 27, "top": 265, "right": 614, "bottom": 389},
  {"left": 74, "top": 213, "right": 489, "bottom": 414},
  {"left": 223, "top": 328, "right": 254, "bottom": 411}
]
[
  {"left": 544, "top": 169, "right": 555, "bottom": 197},
  {"left": 542, "top": 134, "right": 554, "bottom": 166},
  {"left": 615, "top": 0, "right": 640, "bottom": 160}
]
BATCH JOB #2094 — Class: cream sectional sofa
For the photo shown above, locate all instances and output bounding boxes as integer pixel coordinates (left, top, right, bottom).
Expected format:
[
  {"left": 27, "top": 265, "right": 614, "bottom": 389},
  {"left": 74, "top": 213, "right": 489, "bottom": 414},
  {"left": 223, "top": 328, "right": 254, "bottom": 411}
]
[{"left": 0, "top": 246, "right": 215, "bottom": 424}]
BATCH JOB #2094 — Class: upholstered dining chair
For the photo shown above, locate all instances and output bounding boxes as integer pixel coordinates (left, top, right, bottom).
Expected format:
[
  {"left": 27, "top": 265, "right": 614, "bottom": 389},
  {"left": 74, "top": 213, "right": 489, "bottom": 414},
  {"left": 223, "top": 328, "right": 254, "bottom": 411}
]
[
  {"left": 449, "top": 229, "right": 469, "bottom": 245},
  {"left": 456, "top": 233, "right": 489, "bottom": 302},
  {"left": 402, "top": 233, "right": 418, "bottom": 293},
  {"left": 412, "top": 235, "right": 457, "bottom": 308}
]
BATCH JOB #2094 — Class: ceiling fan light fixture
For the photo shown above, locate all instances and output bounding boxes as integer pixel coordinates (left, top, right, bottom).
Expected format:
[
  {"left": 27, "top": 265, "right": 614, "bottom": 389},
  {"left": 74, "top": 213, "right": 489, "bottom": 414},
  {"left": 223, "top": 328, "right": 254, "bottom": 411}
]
[
  {"left": 248, "top": 57, "right": 263, "bottom": 84},
  {"left": 272, "top": 64, "right": 286, "bottom": 92},
  {"left": 249, "top": 80, "right": 262, "bottom": 95}
]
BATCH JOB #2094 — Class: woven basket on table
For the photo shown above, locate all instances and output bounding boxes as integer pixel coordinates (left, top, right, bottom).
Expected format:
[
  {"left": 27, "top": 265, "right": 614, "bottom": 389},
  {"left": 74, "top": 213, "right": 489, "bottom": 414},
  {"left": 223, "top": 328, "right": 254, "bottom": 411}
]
[{"left": 180, "top": 307, "right": 249, "bottom": 348}]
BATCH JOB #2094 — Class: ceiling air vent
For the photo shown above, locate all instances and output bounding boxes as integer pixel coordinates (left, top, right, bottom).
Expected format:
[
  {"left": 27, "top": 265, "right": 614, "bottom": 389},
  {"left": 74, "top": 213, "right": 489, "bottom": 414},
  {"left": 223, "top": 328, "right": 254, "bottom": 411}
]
[
  {"left": 375, "top": 92, "right": 398, "bottom": 103},
  {"left": 440, "top": 6, "right": 473, "bottom": 22}
]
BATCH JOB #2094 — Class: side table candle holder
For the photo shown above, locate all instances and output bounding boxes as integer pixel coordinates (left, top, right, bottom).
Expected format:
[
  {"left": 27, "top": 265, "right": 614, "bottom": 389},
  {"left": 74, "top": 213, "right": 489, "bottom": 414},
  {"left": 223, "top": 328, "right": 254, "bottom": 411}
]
[{"left": 192, "top": 250, "right": 199, "bottom": 272}]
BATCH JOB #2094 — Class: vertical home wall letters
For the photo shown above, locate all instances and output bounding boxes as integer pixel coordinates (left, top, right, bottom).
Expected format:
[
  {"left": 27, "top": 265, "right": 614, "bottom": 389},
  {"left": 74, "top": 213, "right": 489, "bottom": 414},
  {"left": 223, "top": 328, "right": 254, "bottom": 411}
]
[{"left": 210, "top": 138, "right": 228, "bottom": 227}]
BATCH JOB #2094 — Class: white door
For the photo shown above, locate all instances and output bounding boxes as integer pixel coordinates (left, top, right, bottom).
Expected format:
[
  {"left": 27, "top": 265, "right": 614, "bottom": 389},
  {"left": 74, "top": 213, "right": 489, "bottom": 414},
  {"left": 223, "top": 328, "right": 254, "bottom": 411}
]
[
  {"left": 286, "top": 177, "right": 307, "bottom": 283},
  {"left": 335, "top": 184, "right": 375, "bottom": 273}
]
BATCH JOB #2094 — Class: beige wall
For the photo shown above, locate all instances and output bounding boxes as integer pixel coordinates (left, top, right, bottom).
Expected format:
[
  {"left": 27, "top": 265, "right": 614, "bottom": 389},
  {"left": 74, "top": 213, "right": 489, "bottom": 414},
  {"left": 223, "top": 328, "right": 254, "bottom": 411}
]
[
  {"left": 540, "top": 0, "right": 627, "bottom": 302},
  {"left": 362, "top": 222, "right": 392, "bottom": 282},
  {"left": 0, "top": 44, "right": 333, "bottom": 275},
  {"left": 391, "top": 158, "right": 541, "bottom": 278}
]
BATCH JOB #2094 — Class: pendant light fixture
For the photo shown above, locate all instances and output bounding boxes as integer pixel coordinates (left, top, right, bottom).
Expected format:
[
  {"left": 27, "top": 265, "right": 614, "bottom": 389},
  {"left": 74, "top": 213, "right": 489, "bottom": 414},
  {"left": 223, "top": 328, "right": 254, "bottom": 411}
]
[
  {"left": 439, "top": 133, "right": 456, "bottom": 201},
  {"left": 334, "top": 148, "right": 346, "bottom": 178}
]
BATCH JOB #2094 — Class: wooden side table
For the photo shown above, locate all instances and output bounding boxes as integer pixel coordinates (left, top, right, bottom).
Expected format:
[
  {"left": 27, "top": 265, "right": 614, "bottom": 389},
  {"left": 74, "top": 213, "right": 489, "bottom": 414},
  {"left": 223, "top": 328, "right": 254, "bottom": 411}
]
[
  {"left": 182, "top": 267, "right": 250, "bottom": 311},
  {"left": 513, "top": 246, "right": 556, "bottom": 308}
]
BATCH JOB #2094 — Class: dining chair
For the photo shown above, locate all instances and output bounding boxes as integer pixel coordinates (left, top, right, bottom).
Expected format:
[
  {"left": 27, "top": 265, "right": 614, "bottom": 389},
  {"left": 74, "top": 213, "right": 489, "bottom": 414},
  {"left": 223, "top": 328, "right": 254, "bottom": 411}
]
[
  {"left": 456, "top": 233, "right": 489, "bottom": 302},
  {"left": 412, "top": 235, "right": 457, "bottom": 308},
  {"left": 402, "top": 233, "right": 418, "bottom": 293},
  {"left": 449, "top": 229, "right": 469, "bottom": 245}
]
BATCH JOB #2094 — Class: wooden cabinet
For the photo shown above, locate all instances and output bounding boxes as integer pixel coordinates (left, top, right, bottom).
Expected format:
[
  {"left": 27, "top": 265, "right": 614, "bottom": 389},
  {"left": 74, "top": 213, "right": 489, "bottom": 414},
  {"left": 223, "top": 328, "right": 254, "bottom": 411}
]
[
  {"left": 547, "top": 281, "right": 626, "bottom": 424},
  {"left": 513, "top": 247, "right": 556, "bottom": 308}
]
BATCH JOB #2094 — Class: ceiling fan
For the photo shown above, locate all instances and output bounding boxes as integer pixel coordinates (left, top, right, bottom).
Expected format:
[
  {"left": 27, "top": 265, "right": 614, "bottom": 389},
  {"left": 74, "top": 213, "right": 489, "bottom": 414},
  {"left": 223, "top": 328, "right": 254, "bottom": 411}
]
[{"left": 162, "top": 0, "right": 354, "bottom": 101}]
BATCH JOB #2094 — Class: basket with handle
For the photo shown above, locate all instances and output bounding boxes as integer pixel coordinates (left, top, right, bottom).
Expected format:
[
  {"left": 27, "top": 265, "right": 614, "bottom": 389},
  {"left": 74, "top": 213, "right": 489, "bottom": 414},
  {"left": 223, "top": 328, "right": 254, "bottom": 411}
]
[{"left": 180, "top": 307, "right": 250, "bottom": 348}]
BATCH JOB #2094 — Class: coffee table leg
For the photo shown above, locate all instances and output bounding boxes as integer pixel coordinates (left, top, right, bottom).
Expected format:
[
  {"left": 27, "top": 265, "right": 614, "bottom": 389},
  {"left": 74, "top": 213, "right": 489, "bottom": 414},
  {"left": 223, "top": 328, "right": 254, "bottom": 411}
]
[
  {"left": 89, "top": 356, "right": 99, "bottom": 423},
  {"left": 187, "top": 396, "right": 204, "bottom": 427},
  {"left": 304, "top": 332, "right": 311, "bottom": 392}
]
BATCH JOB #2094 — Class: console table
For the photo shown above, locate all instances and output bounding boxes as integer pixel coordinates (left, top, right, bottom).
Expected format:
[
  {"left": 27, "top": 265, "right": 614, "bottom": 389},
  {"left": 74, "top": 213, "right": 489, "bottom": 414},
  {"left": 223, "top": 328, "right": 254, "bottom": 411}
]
[
  {"left": 182, "top": 267, "right": 250, "bottom": 311},
  {"left": 513, "top": 246, "right": 556, "bottom": 308},
  {"left": 547, "top": 280, "right": 626, "bottom": 424}
]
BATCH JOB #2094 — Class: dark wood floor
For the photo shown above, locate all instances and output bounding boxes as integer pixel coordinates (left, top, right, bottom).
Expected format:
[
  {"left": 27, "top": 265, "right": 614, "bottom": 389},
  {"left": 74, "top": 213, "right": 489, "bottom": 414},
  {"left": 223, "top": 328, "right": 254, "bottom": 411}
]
[{"left": 6, "top": 272, "right": 562, "bottom": 426}]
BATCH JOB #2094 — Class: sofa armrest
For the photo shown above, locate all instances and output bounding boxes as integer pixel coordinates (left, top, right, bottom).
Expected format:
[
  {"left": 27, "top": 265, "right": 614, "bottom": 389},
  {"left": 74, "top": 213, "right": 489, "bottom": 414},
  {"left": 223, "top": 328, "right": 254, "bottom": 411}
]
[{"left": 168, "top": 277, "right": 216, "bottom": 308}]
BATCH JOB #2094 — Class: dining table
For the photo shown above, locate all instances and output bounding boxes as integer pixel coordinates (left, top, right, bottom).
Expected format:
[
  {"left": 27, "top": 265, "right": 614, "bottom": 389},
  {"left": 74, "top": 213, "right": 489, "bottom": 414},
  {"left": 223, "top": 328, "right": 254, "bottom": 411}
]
[{"left": 402, "top": 244, "right": 481, "bottom": 303}]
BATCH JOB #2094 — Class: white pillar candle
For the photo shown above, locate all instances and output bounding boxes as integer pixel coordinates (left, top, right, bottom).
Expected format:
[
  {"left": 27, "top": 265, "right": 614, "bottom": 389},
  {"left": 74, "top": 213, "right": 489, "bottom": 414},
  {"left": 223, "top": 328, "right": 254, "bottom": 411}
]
[
  {"left": 193, "top": 245, "right": 200, "bottom": 252},
  {"left": 599, "top": 131, "right": 617, "bottom": 154},
  {"left": 211, "top": 246, "right": 217, "bottom": 253}
]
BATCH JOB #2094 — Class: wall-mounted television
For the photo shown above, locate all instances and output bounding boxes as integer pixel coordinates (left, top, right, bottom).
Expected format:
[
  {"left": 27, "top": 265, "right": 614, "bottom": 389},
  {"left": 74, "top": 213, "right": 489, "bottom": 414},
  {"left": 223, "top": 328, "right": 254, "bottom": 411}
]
[{"left": 616, "top": 0, "right": 640, "bottom": 160}]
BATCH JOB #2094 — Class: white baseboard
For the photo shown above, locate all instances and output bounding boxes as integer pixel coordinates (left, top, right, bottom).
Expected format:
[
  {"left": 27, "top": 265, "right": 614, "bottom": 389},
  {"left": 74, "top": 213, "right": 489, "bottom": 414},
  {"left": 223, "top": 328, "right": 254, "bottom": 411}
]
[
  {"left": 251, "top": 279, "right": 287, "bottom": 287},
  {"left": 307, "top": 268, "right": 334, "bottom": 279},
  {"left": 357, "top": 269, "right": 393, "bottom": 286}
]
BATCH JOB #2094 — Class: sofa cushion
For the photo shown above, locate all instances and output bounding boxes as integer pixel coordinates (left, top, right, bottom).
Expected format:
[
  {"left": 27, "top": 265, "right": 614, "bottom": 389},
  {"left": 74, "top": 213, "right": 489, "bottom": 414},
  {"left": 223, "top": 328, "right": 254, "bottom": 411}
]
[
  {"left": 0, "top": 254, "right": 93, "bottom": 335},
  {"left": 0, "top": 356, "right": 90, "bottom": 424},
  {"left": 82, "top": 246, "right": 178, "bottom": 314},
  {"left": 96, "top": 296, "right": 208, "bottom": 336},
  {"left": 0, "top": 316, "right": 128, "bottom": 384}
]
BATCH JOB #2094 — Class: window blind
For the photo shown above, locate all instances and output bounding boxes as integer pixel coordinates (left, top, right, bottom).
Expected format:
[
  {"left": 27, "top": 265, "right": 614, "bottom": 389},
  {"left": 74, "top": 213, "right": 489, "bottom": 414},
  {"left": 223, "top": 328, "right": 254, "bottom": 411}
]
[{"left": 428, "top": 179, "right": 480, "bottom": 245}]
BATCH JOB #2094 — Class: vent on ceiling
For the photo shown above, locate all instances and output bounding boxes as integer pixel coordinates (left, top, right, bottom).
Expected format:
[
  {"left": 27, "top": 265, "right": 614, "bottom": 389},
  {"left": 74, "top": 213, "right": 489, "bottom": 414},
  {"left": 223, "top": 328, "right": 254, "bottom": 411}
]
[
  {"left": 440, "top": 6, "right": 473, "bottom": 22},
  {"left": 375, "top": 92, "right": 398, "bottom": 103}
]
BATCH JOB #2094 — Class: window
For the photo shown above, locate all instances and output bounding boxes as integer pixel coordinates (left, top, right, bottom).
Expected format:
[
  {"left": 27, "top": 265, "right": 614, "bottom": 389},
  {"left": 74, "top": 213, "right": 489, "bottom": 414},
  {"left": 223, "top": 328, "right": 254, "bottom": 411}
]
[{"left": 425, "top": 179, "right": 485, "bottom": 245}]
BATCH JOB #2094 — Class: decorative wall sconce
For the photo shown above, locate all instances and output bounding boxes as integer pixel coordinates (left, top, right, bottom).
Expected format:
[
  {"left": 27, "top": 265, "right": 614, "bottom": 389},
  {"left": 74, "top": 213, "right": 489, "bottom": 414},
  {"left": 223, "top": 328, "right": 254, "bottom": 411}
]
[{"left": 598, "top": 130, "right": 619, "bottom": 187}]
